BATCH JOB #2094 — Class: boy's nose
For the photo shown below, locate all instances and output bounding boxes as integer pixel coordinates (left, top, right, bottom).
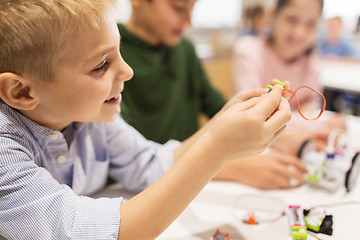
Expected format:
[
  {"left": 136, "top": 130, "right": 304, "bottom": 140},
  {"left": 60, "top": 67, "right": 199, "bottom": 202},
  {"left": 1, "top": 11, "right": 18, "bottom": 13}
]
[
  {"left": 184, "top": 11, "right": 191, "bottom": 27},
  {"left": 116, "top": 57, "right": 133, "bottom": 83}
]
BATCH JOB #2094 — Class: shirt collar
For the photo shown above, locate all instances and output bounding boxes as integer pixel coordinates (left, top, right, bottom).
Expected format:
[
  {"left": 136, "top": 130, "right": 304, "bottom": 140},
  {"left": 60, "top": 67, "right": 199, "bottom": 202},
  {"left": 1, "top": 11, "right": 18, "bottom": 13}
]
[
  {"left": 0, "top": 101, "right": 84, "bottom": 148},
  {"left": 118, "top": 23, "right": 166, "bottom": 51}
]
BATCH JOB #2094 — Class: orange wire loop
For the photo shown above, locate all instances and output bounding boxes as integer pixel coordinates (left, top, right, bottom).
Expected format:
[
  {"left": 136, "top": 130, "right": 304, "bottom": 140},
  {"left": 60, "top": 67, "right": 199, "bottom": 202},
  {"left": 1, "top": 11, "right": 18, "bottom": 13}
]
[{"left": 282, "top": 86, "right": 326, "bottom": 121}]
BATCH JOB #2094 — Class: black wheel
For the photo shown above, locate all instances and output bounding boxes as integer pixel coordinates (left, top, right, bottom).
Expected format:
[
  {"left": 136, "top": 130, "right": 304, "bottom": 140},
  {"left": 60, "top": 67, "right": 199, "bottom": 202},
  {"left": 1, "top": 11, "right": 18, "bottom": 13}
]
[
  {"left": 297, "top": 140, "right": 316, "bottom": 159},
  {"left": 345, "top": 152, "right": 360, "bottom": 192}
]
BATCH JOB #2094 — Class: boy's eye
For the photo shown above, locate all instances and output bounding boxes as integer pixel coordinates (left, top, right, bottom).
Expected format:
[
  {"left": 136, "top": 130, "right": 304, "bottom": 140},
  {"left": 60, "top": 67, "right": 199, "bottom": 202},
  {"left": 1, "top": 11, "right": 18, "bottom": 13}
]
[
  {"left": 93, "top": 60, "right": 110, "bottom": 74},
  {"left": 286, "top": 16, "right": 298, "bottom": 24},
  {"left": 172, "top": 4, "right": 186, "bottom": 12}
]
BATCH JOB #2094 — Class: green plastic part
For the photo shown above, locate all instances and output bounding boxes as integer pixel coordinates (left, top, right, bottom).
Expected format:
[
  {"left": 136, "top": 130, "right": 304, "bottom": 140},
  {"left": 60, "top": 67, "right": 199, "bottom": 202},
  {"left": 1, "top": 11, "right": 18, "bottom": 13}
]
[{"left": 275, "top": 79, "right": 285, "bottom": 87}]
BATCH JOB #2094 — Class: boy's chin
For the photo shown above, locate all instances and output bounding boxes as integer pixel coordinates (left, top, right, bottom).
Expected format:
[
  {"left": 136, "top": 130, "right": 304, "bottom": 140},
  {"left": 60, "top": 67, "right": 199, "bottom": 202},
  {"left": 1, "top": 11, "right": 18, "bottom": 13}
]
[
  {"left": 94, "top": 112, "right": 119, "bottom": 123},
  {"left": 164, "top": 37, "right": 182, "bottom": 47}
]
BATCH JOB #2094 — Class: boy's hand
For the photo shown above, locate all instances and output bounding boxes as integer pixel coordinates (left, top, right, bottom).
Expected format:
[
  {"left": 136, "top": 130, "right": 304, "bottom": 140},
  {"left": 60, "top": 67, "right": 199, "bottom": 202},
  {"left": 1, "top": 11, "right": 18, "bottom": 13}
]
[
  {"left": 202, "top": 84, "right": 291, "bottom": 163},
  {"left": 222, "top": 88, "right": 263, "bottom": 113},
  {"left": 222, "top": 79, "right": 290, "bottom": 113},
  {"left": 215, "top": 151, "right": 307, "bottom": 189}
]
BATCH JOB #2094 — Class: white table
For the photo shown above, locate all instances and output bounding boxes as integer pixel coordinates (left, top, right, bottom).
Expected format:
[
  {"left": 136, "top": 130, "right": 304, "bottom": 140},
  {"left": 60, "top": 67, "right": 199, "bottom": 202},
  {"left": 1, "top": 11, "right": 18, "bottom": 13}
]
[
  {"left": 156, "top": 180, "right": 360, "bottom": 240},
  {"left": 320, "top": 60, "right": 360, "bottom": 93},
  {"left": 157, "top": 115, "right": 360, "bottom": 240},
  {"left": 94, "top": 115, "right": 360, "bottom": 240}
]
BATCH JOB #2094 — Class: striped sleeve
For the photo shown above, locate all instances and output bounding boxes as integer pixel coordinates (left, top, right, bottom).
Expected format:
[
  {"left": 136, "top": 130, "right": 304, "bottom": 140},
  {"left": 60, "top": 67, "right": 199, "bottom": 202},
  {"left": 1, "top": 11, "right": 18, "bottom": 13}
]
[{"left": 0, "top": 144, "right": 122, "bottom": 239}]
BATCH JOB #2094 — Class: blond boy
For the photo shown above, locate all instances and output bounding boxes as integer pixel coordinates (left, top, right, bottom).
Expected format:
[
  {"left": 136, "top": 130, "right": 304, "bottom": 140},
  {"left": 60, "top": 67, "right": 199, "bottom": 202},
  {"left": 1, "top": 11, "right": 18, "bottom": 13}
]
[{"left": 0, "top": 0, "right": 290, "bottom": 239}]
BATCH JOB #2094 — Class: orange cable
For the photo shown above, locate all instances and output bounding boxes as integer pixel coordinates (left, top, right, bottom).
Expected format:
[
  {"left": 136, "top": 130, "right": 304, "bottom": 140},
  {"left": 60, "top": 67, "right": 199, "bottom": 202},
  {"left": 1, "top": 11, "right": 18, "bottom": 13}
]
[{"left": 282, "top": 86, "right": 326, "bottom": 121}]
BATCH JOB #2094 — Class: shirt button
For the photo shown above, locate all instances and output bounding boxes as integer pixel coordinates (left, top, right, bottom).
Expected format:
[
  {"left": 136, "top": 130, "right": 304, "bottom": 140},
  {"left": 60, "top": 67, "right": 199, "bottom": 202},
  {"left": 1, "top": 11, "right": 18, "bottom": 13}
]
[
  {"left": 57, "top": 155, "right": 66, "bottom": 163},
  {"left": 49, "top": 134, "right": 58, "bottom": 140}
]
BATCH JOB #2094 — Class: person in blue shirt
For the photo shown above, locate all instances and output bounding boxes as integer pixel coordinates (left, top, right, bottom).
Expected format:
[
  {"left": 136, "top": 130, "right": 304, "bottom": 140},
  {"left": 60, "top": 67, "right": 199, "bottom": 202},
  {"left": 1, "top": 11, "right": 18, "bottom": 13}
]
[
  {"left": 0, "top": 0, "right": 291, "bottom": 239},
  {"left": 318, "top": 16, "right": 360, "bottom": 61}
]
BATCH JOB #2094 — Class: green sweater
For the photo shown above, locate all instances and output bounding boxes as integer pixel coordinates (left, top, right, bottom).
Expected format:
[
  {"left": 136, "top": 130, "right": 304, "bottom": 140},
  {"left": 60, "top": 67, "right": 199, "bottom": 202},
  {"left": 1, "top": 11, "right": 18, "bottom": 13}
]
[{"left": 118, "top": 24, "right": 226, "bottom": 143}]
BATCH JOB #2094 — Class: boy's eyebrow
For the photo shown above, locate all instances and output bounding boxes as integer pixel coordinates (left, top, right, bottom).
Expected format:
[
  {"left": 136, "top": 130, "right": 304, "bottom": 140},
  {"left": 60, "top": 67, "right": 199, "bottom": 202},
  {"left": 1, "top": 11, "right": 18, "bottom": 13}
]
[
  {"left": 87, "top": 46, "right": 117, "bottom": 62},
  {"left": 87, "top": 35, "right": 121, "bottom": 62}
]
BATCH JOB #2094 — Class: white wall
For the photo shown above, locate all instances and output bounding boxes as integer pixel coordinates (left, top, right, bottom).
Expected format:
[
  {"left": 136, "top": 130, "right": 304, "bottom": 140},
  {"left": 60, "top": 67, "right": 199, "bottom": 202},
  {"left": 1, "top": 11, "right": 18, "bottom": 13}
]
[
  {"left": 114, "top": 0, "right": 132, "bottom": 23},
  {"left": 191, "top": 0, "right": 242, "bottom": 29},
  {"left": 323, "top": 0, "right": 360, "bottom": 32},
  {"left": 114, "top": 0, "right": 244, "bottom": 28}
]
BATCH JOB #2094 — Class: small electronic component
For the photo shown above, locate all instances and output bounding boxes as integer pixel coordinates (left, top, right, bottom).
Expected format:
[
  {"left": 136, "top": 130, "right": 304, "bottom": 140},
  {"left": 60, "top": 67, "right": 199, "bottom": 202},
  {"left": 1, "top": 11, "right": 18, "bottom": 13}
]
[
  {"left": 304, "top": 208, "right": 333, "bottom": 236},
  {"left": 287, "top": 205, "right": 307, "bottom": 240},
  {"left": 242, "top": 211, "right": 259, "bottom": 225},
  {"left": 267, "top": 79, "right": 285, "bottom": 92},
  {"left": 209, "top": 228, "right": 230, "bottom": 240},
  {"left": 275, "top": 79, "right": 285, "bottom": 87},
  {"left": 298, "top": 129, "right": 360, "bottom": 192},
  {"left": 304, "top": 208, "right": 326, "bottom": 232}
]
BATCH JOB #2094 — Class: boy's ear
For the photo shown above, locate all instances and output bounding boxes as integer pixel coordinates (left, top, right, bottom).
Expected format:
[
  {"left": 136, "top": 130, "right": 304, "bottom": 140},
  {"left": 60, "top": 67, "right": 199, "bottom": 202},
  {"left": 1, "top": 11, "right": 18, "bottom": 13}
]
[{"left": 0, "top": 72, "right": 39, "bottom": 110}]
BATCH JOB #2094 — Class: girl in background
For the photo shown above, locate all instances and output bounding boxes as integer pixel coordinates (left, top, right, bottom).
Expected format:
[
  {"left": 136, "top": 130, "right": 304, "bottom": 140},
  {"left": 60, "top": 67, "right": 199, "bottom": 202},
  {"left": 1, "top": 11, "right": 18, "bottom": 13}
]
[
  {"left": 234, "top": 0, "right": 322, "bottom": 110},
  {"left": 233, "top": 0, "right": 345, "bottom": 155}
]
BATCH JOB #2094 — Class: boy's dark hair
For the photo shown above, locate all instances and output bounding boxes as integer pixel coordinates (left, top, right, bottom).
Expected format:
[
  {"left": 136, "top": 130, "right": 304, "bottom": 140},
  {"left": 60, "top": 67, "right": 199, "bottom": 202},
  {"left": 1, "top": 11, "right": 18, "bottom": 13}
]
[
  {"left": 275, "top": 0, "right": 323, "bottom": 14},
  {"left": 244, "top": 4, "right": 265, "bottom": 21}
]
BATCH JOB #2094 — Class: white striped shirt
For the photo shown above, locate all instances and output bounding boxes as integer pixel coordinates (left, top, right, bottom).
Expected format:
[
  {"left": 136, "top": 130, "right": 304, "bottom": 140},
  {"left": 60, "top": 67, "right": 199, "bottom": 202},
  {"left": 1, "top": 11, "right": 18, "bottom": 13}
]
[{"left": 0, "top": 102, "right": 178, "bottom": 239}]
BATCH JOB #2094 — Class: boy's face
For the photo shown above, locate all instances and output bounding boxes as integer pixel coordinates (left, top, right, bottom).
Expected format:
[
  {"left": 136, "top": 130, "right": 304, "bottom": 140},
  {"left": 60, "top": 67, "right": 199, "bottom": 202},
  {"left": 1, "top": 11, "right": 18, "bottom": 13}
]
[
  {"left": 27, "top": 10, "right": 133, "bottom": 130},
  {"left": 134, "top": 0, "right": 196, "bottom": 46}
]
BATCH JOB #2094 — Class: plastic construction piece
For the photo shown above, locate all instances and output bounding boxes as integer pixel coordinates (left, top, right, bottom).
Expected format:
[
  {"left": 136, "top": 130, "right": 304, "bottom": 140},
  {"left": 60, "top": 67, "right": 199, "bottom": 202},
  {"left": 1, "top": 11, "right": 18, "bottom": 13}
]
[
  {"left": 298, "top": 129, "right": 360, "bottom": 192},
  {"left": 287, "top": 205, "right": 307, "bottom": 240},
  {"left": 304, "top": 208, "right": 326, "bottom": 232},
  {"left": 242, "top": 211, "right": 259, "bottom": 225},
  {"left": 209, "top": 228, "right": 230, "bottom": 240},
  {"left": 275, "top": 79, "right": 285, "bottom": 88},
  {"left": 267, "top": 80, "right": 284, "bottom": 92},
  {"left": 303, "top": 208, "right": 333, "bottom": 236}
]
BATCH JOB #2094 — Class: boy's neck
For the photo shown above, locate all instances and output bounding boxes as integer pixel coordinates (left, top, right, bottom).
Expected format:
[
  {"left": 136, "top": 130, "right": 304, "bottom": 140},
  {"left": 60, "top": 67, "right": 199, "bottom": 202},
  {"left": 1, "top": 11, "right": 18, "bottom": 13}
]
[{"left": 125, "top": 17, "right": 161, "bottom": 47}]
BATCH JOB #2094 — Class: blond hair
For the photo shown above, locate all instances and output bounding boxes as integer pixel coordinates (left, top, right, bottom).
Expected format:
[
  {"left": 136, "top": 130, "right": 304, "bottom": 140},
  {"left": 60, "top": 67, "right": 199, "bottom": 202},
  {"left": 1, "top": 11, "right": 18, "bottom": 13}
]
[{"left": 0, "top": 0, "right": 115, "bottom": 81}]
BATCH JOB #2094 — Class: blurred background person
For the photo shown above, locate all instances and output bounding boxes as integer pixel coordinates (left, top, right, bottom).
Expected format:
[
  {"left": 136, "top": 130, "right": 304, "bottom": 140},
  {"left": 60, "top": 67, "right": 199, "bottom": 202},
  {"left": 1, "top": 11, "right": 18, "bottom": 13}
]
[
  {"left": 234, "top": 0, "right": 322, "bottom": 110},
  {"left": 233, "top": 0, "right": 346, "bottom": 154},
  {"left": 240, "top": 3, "right": 269, "bottom": 37},
  {"left": 118, "top": 0, "right": 308, "bottom": 190},
  {"left": 318, "top": 16, "right": 360, "bottom": 62}
]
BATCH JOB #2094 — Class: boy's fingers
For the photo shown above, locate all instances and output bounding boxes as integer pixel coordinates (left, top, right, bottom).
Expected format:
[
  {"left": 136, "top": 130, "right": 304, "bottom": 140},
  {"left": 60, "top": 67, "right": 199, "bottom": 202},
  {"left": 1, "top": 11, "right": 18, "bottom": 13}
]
[
  {"left": 276, "top": 154, "right": 308, "bottom": 173},
  {"left": 251, "top": 84, "right": 284, "bottom": 120},
  {"left": 272, "top": 124, "right": 287, "bottom": 141},
  {"left": 232, "top": 96, "right": 262, "bottom": 112},
  {"left": 235, "top": 88, "right": 263, "bottom": 101},
  {"left": 265, "top": 97, "right": 291, "bottom": 132}
]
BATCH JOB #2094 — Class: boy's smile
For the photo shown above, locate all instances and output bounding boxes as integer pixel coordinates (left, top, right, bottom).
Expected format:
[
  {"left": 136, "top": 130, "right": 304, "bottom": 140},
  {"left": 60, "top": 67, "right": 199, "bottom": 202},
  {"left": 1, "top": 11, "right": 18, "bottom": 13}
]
[{"left": 21, "top": 9, "right": 133, "bottom": 131}]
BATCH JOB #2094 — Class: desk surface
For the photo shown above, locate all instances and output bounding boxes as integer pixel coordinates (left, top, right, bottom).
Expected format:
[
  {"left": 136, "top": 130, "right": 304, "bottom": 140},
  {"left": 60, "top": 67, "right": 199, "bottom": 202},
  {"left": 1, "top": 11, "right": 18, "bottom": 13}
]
[
  {"left": 157, "top": 181, "right": 360, "bottom": 240},
  {"left": 94, "top": 115, "right": 360, "bottom": 240},
  {"left": 320, "top": 60, "right": 360, "bottom": 93},
  {"left": 157, "top": 115, "right": 360, "bottom": 240}
]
